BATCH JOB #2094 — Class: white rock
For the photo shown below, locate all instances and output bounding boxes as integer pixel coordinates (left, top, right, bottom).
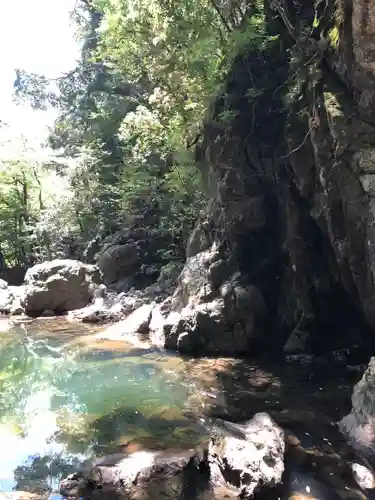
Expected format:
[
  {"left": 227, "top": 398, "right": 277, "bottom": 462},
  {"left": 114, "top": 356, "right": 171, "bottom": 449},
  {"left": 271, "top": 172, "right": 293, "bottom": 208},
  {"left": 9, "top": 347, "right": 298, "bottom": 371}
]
[
  {"left": 209, "top": 412, "right": 285, "bottom": 498},
  {"left": 98, "top": 303, "right": 155, "bottom": 341},
  {"left": 351, "top": 462, "right": 375, "bottom": 490}
]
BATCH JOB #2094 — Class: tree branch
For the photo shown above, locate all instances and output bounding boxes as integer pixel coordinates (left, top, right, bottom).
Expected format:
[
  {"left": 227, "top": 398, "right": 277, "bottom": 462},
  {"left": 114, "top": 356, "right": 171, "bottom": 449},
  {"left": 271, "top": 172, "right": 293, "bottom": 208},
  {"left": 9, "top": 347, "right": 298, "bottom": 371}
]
[{"left": 209, "top": 0, "right": 232, "bottom": 33}]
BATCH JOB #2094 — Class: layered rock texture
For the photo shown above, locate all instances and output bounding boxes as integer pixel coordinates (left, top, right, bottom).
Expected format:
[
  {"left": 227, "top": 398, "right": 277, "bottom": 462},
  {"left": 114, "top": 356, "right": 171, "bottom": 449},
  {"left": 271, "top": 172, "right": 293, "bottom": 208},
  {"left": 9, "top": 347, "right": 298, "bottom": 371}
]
[
  {"left": 4, "top": 1, "right": 375, "bottom": 359},
  {"left": 85, "top": 227, "right": 181, "bottom": 291},
  {"left": 180, "top": 0, "right": 375, "bottom": 355},
  {"left": 81, "top": 0, "right": 375, "bottom": 356}
]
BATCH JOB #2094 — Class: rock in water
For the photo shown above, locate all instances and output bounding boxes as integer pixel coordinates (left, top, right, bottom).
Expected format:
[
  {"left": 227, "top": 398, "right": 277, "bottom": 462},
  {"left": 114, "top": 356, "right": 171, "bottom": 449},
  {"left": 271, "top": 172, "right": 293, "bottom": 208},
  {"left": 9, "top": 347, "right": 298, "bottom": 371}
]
[
  {"left": 59, "top": 448, "right": 209, "bottom": 499},
  {"left": 98, "top": 302, "right": 155, "bottom": 340},
  {"left": 21, "top": 259, "right": 102, "bottom": 317},
  {"left": 150, "top": 242, "right": 267, "bottom": 355},
  {"left": 208, "top": 412, "right": 285, "bottom": 499},
  {"left": 59, "top": 413, "right": 285, "bottom": 499},
  {"left": 339, "top": 357, "right": 375, "bottom": 464},
  {"left": 350, "top": 462, "right": 375, "bottom": 490}
]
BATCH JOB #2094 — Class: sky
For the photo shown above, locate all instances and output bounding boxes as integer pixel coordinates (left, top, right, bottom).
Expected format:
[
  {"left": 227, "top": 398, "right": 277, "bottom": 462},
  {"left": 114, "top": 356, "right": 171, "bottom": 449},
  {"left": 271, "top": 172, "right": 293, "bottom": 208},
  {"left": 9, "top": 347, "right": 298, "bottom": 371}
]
[{"left": 0, "top": 0, "right": 80, "bottom": 143}]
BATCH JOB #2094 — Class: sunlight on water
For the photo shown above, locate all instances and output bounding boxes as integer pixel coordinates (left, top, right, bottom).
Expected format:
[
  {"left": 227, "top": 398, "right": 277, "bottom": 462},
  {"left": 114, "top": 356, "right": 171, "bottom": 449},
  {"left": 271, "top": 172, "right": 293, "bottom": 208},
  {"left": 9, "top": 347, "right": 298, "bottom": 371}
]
[
  {"left": 0, "top": 320, "right": 204, "bottom": 495},
  {"left": 0, "top": 318, "right": 363, "bottom": 500}
]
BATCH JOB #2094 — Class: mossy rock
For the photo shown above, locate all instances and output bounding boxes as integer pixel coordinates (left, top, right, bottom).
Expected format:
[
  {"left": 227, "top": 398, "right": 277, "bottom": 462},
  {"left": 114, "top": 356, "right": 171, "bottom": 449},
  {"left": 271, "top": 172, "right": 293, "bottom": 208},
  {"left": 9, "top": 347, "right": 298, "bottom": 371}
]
[
  {"left": 171, "top": 426, "right": 205, "bottom": 446},
  {"left": 143, "top": 405, "right": 187, "bottom": 421}
]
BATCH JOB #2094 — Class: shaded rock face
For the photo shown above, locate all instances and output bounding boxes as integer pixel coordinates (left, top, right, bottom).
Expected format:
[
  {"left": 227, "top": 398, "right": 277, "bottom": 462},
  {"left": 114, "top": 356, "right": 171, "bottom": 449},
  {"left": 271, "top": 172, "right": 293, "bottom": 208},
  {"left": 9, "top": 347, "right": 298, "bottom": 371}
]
[
  {"left": 21, "top": 260, "right": 102, "bottom": 316},
  {"left": 186, "top": 0, "right": 375, "bottom": 355},
  {"left": 0, "top": 265, "right": 26, "bottom": 286},
  {"left": 59, "top": 413, "right": 284, "bottom": 500},
  {"left": 150, "top": 242, "right": 267, "bottom": 354},
  {"left": 339, "top": 358, "right": 375, "bottom": 464},
  {"left": 93, "top": 227, "right": 181, "bottom": 289}
]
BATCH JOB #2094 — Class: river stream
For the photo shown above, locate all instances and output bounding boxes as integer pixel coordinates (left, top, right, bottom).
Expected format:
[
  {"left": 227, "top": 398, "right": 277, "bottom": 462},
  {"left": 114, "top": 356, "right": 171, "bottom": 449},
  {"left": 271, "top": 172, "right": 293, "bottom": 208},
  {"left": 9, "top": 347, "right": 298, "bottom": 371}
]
[{"left": 0, "top": 317, "right": 366, "bottom": 499}]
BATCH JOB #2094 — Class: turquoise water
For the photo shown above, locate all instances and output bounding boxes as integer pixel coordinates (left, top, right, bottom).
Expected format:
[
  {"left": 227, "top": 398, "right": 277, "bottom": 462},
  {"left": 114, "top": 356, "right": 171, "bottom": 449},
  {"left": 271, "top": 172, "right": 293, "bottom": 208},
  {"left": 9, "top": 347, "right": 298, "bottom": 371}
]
[
  {"left": 0, "top": 318, "right": 364, "bottom": 500},
  {"left": 0, "top": 319, "right": 206, "bottom": 495}
]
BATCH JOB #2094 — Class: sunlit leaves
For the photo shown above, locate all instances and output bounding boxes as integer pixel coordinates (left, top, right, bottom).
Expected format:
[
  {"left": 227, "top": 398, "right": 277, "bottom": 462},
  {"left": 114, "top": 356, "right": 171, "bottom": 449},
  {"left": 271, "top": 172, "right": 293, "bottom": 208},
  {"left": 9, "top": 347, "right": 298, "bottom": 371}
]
[
  {"left": 7, "top": 0, "right": 270, "bottom": 260},
  {"left": 13, "top": 69, "right": 59, "bottom": 110}
]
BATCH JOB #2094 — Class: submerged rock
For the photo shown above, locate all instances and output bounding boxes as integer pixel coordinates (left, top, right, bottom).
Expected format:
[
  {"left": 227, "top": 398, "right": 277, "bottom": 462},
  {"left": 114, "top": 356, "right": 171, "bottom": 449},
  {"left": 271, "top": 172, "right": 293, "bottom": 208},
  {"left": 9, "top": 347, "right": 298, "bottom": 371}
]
[
  {"left": 21, "top": 260, "right": 102, "bottom": 317},
  {"left": 283, "top": 471, "right": 343, "bottom": 500}
]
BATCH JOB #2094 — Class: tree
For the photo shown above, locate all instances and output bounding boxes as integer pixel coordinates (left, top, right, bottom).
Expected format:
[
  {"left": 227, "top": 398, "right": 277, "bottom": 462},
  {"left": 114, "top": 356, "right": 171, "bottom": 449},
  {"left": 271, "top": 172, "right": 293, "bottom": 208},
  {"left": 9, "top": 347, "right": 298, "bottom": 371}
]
[{"left": 11, "top": 0, "right": 270, "bottom": 263}]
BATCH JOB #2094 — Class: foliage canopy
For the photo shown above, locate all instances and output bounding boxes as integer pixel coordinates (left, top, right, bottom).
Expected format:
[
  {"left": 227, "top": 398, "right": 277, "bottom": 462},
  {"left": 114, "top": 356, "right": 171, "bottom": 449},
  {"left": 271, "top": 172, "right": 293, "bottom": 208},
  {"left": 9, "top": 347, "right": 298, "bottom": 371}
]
[{"left": 5, "top": 0, "right": 268, "bottom": 266}]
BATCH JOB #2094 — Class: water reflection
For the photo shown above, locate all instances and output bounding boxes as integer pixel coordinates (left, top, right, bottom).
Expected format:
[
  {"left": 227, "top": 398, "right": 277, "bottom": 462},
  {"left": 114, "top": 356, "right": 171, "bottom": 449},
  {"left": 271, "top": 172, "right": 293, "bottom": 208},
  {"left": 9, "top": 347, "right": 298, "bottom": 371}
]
[
  {"left": 0, "top": 318, "right": 366, "bottom": 500},
  {"left": 0, "top": 320, "right": 204, "bottom": 496}
]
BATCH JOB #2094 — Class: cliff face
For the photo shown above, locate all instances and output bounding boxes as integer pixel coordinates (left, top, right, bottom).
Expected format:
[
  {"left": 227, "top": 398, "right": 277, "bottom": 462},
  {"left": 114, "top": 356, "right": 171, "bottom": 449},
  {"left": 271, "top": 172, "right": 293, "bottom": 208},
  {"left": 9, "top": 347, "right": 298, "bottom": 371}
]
[{"left": 191, "top": 0, "right": 375, "bottom": 355}]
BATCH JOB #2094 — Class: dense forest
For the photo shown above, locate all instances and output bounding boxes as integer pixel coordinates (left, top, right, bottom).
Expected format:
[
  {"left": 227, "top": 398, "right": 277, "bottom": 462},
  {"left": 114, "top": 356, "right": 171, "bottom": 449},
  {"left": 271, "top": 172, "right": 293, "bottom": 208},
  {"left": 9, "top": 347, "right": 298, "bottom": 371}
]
[{"left": 1, "top": 0, "right": 267, "bottom": 268}]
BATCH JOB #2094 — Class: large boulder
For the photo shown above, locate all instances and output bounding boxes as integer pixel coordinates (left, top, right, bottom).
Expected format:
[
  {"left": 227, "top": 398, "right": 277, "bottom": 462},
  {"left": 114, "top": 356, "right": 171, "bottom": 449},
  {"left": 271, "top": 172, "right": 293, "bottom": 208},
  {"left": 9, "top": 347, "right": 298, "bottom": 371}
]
[
  {"left": 59, "top": 448, "right": 209, "bottom": 499},
  {"left": 21, "top": 260, "right": 102, "bottom": 316},
  {"left": 209, "top": 413, "right": 285, "bottom": 499},
  {"left": 59, "top": 413, "right": 284, "bottom": 499},
  {"left": 95, "top": 227, "right": 178, "bottom": 288},
  {"left": 97, "top": 242, "right": 140, "bottom": 285},
  {"left": 339, "top": 357, "right": 375, "bottom": 464},
  {"left": 150, "top": 242, "right": 266, "bottom": 355}
]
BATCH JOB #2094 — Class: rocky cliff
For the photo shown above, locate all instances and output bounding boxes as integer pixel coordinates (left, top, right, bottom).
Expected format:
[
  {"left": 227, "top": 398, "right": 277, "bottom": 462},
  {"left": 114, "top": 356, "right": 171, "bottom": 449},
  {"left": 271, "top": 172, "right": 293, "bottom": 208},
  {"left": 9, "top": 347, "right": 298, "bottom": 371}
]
[{"left": 178, "top": 0, "right": 375, "bottom": 356}]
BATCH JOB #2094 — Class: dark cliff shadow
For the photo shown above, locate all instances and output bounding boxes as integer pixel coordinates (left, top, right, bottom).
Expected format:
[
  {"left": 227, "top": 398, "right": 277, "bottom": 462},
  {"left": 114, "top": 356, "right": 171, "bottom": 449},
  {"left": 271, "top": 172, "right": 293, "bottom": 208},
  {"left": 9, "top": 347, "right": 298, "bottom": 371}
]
[
  {"left": 201, "top": 355, "right": 360, "bottom": 452},
  {"left": 196, "top": 356, "right": 373, "bottom": 500},
  {"left": 0, "top": 265, "right": 27, "bottom": 285}
]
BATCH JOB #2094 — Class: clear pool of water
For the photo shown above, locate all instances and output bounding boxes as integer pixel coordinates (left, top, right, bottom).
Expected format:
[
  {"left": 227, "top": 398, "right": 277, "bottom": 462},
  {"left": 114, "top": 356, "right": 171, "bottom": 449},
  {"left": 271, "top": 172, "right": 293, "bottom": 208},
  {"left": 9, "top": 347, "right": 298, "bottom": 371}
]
[
  {"left": 0, "top": 317, "right": 364, "bottom": 499},
  {"left": 0, "top": 318, "right": 206, "bottom": 495}
]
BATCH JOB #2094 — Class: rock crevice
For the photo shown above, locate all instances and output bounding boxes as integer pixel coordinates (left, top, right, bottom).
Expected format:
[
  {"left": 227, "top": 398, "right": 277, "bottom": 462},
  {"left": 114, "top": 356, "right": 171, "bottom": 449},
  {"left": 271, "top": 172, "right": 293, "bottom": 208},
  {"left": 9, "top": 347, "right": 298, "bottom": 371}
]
[{"left": 167, "top": 0, "right": 375, "bottom": 356}]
